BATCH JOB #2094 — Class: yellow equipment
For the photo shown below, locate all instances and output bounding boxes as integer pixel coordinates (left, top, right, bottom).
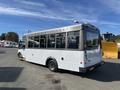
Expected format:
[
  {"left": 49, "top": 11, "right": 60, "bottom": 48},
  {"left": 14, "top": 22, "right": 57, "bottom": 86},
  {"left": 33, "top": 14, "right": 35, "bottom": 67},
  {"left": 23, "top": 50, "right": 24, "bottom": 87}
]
[{"left": 102, "top": 41, "right": 118, "bottom": 59}]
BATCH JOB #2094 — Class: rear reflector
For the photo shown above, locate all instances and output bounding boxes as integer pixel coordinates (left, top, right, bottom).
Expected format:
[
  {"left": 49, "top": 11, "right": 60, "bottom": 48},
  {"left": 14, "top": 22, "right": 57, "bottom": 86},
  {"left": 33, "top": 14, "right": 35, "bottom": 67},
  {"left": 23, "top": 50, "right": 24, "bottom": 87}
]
[
  {"left": 80, "top": 62, "right": 82, "bottom": 64},
  {"left": 80, "top": 61, "right": 87, "bottom": 64}
]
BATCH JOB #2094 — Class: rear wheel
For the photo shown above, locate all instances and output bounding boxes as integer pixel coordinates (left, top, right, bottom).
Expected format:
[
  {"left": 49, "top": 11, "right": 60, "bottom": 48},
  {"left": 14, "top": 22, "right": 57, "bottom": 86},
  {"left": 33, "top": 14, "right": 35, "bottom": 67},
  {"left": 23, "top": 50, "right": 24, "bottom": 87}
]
[{"left": 48, "top": 60, "right": 58, "bottom": 72}]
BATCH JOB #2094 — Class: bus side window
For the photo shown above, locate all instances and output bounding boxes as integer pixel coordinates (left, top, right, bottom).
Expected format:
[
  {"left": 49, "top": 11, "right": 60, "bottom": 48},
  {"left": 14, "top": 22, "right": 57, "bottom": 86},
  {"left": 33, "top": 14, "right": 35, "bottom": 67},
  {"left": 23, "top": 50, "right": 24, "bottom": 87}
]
[
  {"left": 56, "top": 33, "right": 66, "bottom": 48},
  {"left": 19, "top": 41, "right": 25, "bottom": 49},
  {"left": 28, "top": 36, "right": 34, "bottom": 48},
  {"left": 67, "top": 31, "right": 80, "bottom": 49},
  {"left": 34, "top": 36, "right": 39, "bottom": 48},
  {"left": 40, "top": 35, "right": 46, "bottom": 48},
  {"left": 47, "top": 34, "right": 55, "bottom": 48}
]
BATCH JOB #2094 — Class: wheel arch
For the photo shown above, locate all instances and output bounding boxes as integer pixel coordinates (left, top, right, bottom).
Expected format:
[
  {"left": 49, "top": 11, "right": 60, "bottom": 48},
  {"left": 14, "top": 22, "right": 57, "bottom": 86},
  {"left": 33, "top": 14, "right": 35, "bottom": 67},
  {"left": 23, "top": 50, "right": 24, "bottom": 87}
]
[
  {"left": 46, "top": 57, "right": 58, "bottom": 67},
  {"left": 17, "top": 52, "right": 21, "bottom": 56}
]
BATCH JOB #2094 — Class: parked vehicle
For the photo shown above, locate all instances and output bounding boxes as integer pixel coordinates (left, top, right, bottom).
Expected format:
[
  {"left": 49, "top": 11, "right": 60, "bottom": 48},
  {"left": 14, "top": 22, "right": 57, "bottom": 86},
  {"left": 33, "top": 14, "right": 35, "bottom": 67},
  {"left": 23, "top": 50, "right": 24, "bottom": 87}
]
[
  {"left": 18, "top": 23, "right": 103, "bottom": 73},
  {"left": 0, "top": 40, "right": 18, "bottom": 48},
  {"left": 4, "top": 41, "right": 13, "bottom": 47}
]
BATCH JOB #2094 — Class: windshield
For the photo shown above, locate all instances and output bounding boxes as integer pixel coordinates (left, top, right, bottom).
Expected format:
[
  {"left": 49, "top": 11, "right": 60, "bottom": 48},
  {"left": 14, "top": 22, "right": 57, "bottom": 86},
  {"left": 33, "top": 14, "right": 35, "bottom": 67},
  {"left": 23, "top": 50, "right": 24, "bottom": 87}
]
[
  {"left": 85, "top": 31, "right": 99, "bottom": 50},
  {"left": 19, "top": 41, "right": 25, "bottom": 49}
]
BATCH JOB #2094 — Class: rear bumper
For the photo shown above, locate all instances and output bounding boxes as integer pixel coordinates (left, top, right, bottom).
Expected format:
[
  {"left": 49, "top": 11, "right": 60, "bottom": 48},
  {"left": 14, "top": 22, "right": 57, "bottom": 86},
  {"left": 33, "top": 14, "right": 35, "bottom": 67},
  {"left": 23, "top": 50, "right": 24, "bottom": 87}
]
[{"left": 79, "top": 61, "right": 104, "bottom": 73}]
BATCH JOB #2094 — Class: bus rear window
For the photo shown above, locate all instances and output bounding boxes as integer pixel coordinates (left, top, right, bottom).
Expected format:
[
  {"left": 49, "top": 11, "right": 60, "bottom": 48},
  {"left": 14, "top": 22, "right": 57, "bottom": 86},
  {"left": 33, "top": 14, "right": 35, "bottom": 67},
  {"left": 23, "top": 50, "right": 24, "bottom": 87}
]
[{"left": 85, "top": 32, "right": 99, "bottom": 50}]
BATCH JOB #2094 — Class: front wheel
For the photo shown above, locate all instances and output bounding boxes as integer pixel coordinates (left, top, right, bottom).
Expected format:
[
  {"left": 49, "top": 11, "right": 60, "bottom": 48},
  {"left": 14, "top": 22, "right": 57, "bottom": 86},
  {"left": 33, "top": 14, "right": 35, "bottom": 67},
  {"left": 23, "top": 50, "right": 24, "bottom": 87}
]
[
  {"left": 17, "top": 53, "right": 24, "bottom": 61},
  {"left": 48, "top": 60, "right": 58, "bottom": 72}
]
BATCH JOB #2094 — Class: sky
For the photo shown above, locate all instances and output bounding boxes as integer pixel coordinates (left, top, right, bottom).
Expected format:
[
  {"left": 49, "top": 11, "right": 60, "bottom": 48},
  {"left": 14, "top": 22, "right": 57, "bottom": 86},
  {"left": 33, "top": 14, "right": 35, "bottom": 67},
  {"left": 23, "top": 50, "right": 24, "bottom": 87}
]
[{"left": 0, "top": 0, "right": 120, "bottom": 38}]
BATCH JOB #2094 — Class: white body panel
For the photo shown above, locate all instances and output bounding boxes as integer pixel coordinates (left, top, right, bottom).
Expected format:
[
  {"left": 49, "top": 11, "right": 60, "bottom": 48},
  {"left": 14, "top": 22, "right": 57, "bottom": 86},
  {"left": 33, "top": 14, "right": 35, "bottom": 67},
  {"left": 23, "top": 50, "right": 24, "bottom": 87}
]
[
  {"left": 18, "top": 49, "right": 85, "bottom": 72},
  {"left": 85, "top": 47, "right": 102, "bottom": 67}
]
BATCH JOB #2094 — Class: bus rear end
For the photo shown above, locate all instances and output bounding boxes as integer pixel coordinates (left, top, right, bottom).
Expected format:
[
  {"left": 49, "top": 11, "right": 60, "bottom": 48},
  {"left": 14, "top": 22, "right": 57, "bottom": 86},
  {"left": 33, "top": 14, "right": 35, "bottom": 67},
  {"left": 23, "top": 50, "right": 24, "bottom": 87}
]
[{"left": 79, "top": 24, "right": 103, "bottom": 72}]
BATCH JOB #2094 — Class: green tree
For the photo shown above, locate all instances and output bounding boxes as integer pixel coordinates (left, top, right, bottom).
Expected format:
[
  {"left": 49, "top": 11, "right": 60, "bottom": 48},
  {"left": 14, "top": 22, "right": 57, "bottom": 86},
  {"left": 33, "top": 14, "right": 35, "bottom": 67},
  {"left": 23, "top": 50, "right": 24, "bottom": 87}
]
[
  {"left": 0, "top": 33, "right": 6, "bottom": 40},
  {"left": 5, "top": 32, "right": 19, "bottom": 42}
]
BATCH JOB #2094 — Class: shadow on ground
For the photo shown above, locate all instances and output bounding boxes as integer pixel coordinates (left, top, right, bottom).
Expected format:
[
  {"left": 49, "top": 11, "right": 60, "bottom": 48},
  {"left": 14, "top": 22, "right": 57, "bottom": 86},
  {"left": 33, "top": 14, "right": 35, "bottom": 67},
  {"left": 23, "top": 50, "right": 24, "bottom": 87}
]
[
  {"left": 0, "top": 87, "right": 26, "bottom": 90},
  {"left": 0, "top": 67, "right": 23, "bottom": 82},
  {"left": 0, "top": 50, "right": 6, "bottom": 54},
  {"left": 58, "top": 62, "right": 120, "bottom": 82}
]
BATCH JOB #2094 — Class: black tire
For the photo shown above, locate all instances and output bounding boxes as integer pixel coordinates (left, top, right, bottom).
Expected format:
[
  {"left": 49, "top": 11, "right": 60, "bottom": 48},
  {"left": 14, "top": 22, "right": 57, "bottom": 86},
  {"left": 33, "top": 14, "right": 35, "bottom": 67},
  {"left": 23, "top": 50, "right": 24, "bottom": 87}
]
[
  {"left": 17, "top": 53, "right": 23, "bottom": 60},
  {"left": 48, "top": 60, "right": 58, "bottom": 72}
]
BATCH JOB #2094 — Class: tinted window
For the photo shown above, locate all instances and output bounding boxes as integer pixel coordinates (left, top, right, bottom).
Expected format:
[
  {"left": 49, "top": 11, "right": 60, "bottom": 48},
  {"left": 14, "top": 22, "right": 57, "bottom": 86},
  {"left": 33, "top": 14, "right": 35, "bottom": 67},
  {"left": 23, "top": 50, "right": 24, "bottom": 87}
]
[
  {"left": 19, "top": 40, "right": 25, "bottom": 49},
  {"left": 40, "top": 35, "right": 46, "bottom": 48},
  {"left": 47, "top": 34, "right": 55, "bottom": 48},
  {"left": 86, "top": 32, "right": 99, "bottom": 50},
  {"left": 34, "top": 36, "right": 39, "bottom": 48},
  {"left": 56, "top": 33, "right": 66, "bottom": 48},
  {"left": 28, "top": 36, "right": 34, "bottom": 48},
  {"left": 67, "top": 31, "right": 79, "bottom": 49}
]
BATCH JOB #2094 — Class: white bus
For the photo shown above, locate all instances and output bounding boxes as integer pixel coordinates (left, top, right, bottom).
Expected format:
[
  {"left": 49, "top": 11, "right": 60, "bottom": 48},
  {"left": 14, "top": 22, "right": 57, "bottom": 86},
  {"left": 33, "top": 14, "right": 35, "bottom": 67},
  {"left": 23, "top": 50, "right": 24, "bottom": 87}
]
[{"left": 18, "top": 23, "right": 103, "bottom": 73}]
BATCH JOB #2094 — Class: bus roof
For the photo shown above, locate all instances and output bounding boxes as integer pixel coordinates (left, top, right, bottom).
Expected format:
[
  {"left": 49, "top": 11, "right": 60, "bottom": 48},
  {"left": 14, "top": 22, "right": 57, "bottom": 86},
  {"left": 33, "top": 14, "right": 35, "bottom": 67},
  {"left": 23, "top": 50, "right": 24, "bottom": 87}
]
[
  {"left": 25, "top": 23, "right": 98, "bottom": 36},
  {"left": 25, "top": 24, "right": 82, "bottom": 36}
]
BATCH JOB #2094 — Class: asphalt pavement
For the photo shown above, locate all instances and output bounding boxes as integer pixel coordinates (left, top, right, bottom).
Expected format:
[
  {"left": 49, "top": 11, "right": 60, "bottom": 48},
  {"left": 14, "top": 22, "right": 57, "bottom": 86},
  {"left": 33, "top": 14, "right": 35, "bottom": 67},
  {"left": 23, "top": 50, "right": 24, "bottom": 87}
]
[{"left": 0, "top": 48, "right": 120, "bottom": 90}]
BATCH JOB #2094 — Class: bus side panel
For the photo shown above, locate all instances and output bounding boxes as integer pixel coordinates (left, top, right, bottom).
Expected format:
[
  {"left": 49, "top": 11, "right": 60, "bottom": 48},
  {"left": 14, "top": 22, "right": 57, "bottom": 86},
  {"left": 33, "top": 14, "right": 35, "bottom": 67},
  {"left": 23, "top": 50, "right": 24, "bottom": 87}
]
[
  {"left": 57, "top": 50, "right": 85, "bottom": 72},
  {"left": 18, "top": 49, "right": 85, "bottom": 72}
]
